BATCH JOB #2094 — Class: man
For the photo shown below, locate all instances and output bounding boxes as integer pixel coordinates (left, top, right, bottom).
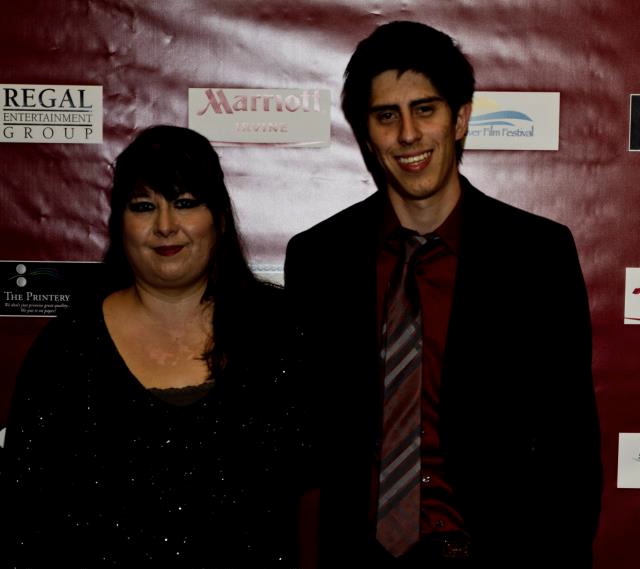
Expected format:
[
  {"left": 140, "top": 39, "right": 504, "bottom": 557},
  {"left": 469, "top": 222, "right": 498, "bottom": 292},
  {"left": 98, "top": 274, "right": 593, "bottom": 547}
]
[{"left": 285, "top": 21, "right": 602, "bottom": 568}]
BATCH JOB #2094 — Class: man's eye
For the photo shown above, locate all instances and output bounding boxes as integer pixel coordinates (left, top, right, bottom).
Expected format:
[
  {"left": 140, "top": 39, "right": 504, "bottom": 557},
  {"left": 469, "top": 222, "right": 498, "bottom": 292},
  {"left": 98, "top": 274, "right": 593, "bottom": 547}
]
[
  {"left": 415, "top": 105, "right": 434, "bottom": 115},
  {"left": 174, "top": 198, "right": 203, "bottom": 209},
  {"left": 376, "top": 111, "right": 397, "bottom": 123},
  {"left": 127, "top": 201, "right": 155, "bottom": 213}
]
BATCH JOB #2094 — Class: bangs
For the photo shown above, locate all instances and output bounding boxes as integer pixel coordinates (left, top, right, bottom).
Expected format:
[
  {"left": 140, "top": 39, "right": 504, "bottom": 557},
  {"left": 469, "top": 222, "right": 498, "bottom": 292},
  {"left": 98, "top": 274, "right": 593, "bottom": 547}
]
[
  {"left": 120, "top": 147, "right": 209, "bottom": 203},
  {"left": 112, "top": 126, "right": 227, "bottom": 215},
  {"left": 128, "top": 172, "right": 206, "bottom": 202}
]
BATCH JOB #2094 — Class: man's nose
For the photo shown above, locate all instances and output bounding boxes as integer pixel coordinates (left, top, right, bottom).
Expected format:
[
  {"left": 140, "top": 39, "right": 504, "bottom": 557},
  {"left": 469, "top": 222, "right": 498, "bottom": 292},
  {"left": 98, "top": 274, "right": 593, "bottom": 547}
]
[{"left": 399, "top": 113, "right": 421, "bottom": 145}]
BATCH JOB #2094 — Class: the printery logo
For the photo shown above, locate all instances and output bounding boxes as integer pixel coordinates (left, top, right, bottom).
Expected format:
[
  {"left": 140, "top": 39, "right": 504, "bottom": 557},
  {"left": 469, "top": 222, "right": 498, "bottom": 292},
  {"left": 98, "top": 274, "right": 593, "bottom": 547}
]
[
  {"left": 188, "top": 87, "right": 331, "bottom": 147},
  {"left": 1, "top": 84, "right": 103, "bottom": 144},
  {"left": 1, "top": 260, "right": 102, "bottom": 317}
]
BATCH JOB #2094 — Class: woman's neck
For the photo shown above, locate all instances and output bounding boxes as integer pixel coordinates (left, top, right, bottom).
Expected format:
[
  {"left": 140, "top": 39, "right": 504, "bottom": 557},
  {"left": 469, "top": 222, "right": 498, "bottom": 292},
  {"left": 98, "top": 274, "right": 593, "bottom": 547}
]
[
  {"left": 102, "top": 283, "right": 214, "bottom": 390},
  {"left": 127, "top": 281, "right": 211, "bottom": 327}
]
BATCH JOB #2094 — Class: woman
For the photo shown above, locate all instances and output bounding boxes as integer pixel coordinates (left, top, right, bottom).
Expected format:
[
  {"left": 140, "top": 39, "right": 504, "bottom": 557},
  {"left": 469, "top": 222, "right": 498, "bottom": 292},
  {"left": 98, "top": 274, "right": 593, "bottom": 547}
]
[{"left": 1, "top": 126, "right": 301, "bottom": 568}]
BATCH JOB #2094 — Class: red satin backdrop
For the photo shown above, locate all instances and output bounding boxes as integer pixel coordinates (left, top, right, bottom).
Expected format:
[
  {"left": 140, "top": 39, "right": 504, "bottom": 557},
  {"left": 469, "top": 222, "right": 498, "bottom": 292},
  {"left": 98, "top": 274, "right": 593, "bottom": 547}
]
[{"left": 1, "top": 2, "right": 639, "bottom": 567}]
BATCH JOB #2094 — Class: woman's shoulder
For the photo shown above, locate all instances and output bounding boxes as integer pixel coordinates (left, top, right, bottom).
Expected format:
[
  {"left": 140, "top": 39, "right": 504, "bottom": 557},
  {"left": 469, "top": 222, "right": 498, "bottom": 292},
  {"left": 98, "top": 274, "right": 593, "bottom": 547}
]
[
  {"left": 10, "top": 294, "right": 106, "bottom": 410},
  {"left": 247, "top": 279, "right": 285, "bottom": 319},
  {"left": 48, "top": 293, "right": 103, "bottom": 332},
  {"left": 26, "top": 294, "right": 104, "bottom": 360}
]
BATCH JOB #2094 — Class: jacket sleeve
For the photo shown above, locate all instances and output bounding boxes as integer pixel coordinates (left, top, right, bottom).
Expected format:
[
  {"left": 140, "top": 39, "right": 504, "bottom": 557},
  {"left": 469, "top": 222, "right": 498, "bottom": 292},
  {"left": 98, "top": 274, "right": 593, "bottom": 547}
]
[{"left": 543, "top": 225, "right": 602, "bottom": 539}]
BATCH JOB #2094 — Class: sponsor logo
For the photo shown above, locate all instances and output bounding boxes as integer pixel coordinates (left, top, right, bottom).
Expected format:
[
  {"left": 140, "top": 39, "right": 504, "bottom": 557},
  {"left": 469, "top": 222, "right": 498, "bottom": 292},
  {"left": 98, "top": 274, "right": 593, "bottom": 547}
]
[
  {"left": 618, "top": 433, "right": 640, "bottom": 488},
  {"left": 630, "top": 94, "right": 640, "bottom": 151},
  {"left": 197, "top": 88, "right": 322, "bottom": 115},
  {"left": 1, "top": 261, "right": 103, "bottom": 317},
  {"left": 9, "top": 263, "right": 63, "bottom": 289},
  {"left": 1, "top": 84, "right": 103, "bottom": 143},
  {"left": 465, "top": 92, "right": 559, "bottom": 151},
  {"left": 188, "top": 87, "right": 330, "bottom": 147},
  {"left": 469, "top": 109, "right": 534, "bottom": 138},
  {"left": 624, "top": 268, "right": 640, "bottom": 324}
]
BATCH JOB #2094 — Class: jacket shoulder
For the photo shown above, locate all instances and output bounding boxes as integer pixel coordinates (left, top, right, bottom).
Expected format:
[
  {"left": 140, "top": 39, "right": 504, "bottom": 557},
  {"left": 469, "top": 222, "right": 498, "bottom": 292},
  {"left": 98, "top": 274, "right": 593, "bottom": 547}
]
[
  {"left": 463, "top": 183, "right": 572, "bottom": 241},
  {"left": 287, "top": 191, "right": 382, "bottom": 254}
]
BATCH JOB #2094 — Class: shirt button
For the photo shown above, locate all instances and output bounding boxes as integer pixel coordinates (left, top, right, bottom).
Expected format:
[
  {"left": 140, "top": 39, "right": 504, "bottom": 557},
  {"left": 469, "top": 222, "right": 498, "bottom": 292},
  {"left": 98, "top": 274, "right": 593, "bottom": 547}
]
[{"left": 421, "top": 475, "right": 431, "bottom": 485}]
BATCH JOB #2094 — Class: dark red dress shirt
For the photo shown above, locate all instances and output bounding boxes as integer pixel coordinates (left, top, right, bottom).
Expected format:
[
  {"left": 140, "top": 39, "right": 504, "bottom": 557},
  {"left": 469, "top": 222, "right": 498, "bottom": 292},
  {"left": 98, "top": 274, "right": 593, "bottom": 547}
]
[{"left": 375, "top": 194, "right": 465, "bottom": 536}]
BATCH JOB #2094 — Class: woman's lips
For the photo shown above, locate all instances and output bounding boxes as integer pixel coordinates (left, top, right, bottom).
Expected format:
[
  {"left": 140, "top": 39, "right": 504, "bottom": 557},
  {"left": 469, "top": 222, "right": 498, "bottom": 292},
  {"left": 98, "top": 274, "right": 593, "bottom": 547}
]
[{"left": 154, "top": 245, "right": 184, "bottom": 256}]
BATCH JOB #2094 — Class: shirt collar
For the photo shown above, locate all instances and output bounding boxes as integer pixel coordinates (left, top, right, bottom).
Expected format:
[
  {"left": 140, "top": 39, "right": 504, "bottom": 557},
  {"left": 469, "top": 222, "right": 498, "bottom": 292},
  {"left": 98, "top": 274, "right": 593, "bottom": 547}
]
[{"left": 380, "top": 187, "right": 464, "bottom": 256}]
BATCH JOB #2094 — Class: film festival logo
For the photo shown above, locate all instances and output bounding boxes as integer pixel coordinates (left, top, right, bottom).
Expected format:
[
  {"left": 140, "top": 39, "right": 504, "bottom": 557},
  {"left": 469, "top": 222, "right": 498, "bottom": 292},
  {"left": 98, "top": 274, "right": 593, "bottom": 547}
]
[
  {"left": 465, "top": 92, "right": 559, "bottom": 151},
  {"left": 468, "top": 108, "right": 534, "bottom": 139},
  {"left": 1, "top": 84, "right": 103, "bottom": 144}
]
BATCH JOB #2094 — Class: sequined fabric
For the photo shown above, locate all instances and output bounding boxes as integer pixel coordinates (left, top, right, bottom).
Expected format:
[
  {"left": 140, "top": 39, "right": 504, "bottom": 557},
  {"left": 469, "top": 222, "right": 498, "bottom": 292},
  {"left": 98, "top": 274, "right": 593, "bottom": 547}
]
[{"left": 0, "top": 286, "right": 302, "bottom": 568}]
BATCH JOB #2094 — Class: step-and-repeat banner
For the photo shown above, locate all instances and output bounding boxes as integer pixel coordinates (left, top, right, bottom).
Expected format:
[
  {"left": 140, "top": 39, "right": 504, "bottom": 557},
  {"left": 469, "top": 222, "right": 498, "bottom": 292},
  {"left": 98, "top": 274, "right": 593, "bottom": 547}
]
[{"left": 1, "top": 2, "right": 639, "bottom": 566}]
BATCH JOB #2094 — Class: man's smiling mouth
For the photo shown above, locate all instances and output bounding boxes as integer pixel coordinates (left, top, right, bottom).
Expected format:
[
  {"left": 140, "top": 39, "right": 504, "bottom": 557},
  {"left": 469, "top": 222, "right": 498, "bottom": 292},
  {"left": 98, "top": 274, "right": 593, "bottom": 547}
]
[{"left": 397, "top": 150, "right": 432, "bottom": 167}]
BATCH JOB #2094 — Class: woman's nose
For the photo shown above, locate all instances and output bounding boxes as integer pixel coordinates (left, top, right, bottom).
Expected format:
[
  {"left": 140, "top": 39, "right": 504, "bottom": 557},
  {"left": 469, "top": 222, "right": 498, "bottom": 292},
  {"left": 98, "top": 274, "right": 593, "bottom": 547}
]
[{"left": 154, "top": 204, "right": 178, "bottom": 236}]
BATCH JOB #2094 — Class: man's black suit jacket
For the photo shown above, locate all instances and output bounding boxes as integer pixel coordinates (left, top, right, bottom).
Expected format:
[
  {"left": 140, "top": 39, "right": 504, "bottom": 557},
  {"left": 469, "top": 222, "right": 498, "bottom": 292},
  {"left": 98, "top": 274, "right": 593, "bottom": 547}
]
[{"left": 284, "top": 178, "right": 602, "bottom": 567}]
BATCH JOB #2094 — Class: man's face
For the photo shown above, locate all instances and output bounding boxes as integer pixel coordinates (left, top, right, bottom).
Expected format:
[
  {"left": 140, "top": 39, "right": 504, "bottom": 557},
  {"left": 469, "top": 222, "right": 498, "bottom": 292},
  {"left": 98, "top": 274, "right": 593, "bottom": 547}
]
[{"left": 367, "top": 69, "right": 471, "bottom": 206}]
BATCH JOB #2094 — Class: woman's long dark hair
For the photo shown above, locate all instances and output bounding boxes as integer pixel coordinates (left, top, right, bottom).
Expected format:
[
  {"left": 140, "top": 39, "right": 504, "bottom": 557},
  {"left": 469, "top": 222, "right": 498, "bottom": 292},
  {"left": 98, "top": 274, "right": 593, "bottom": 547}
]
[{"left": 103, "top": 125, "right": 265, "bottom": 379}]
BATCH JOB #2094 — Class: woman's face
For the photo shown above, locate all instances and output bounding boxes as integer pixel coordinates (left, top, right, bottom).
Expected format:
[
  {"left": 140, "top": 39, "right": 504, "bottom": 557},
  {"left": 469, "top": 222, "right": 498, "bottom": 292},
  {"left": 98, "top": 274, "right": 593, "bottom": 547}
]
[{"left": 122, "top": 186, "right": 216, "bottom": 295}]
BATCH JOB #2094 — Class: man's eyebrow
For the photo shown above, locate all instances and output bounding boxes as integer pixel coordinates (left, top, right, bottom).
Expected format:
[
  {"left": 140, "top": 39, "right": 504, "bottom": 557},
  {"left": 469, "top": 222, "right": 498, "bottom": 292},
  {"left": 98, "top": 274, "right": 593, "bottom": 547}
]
[
  {"left": 369, "top": 96, "right": 444, "bottom": 113},
  {"left": 369, "top": 103, "right": 399, "bottom": 114},
  {"left": 410, "top": 96, "right": 444, "bottom": 106}
]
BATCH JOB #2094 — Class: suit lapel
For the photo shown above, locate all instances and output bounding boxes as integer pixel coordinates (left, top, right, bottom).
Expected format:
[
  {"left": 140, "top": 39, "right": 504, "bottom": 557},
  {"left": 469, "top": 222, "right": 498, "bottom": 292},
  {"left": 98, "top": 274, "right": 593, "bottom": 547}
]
[{"left": 441, "top": 183, "right": 493, "bottom": 401}]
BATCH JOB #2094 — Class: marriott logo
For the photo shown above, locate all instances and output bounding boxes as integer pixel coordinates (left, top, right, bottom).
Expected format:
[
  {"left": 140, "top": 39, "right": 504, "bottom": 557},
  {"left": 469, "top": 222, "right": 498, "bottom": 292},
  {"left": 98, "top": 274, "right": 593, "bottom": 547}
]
[
  {"left": 188, "top": 87, "right": 330, "bottom": 147},
  {"left": 197, "top": 88, "right": 322, "bottom": 115}
]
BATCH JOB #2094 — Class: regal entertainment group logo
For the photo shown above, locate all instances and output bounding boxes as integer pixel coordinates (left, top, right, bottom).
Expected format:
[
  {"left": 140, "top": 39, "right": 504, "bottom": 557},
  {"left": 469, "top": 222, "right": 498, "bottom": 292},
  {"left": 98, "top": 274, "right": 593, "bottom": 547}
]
[
  {"left": 188, "top": 87, "right": 331, "bottom": 147},
  {"left": 1, "top": 84, "right": 103, "bottom": 144}
]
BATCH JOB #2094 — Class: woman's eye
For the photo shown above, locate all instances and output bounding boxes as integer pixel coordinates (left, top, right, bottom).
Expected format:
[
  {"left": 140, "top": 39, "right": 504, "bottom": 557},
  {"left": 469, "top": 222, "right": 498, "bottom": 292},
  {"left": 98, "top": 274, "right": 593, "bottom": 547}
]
[
  {"left": 127, "top": 201, "right": 155, "bottom": 213},
  {"left": 174, "top": 198, "right": 202, "bottom": 209}
]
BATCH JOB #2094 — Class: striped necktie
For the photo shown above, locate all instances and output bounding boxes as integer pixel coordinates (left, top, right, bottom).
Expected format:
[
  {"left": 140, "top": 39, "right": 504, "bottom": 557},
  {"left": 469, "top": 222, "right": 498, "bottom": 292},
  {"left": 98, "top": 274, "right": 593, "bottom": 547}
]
[{"left": 377, "top": 232, "right": 435, "bottom": 557}]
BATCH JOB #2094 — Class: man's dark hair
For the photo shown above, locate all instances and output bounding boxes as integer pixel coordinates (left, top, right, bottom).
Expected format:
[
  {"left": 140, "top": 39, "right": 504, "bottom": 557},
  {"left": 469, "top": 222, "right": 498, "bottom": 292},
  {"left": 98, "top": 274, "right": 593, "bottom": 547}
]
[
  {"left": 341, "top": 20, "right": 475, "bottom": 189},
  {"left": 103, "top": 124, "right": 265, "bottom": 378}
]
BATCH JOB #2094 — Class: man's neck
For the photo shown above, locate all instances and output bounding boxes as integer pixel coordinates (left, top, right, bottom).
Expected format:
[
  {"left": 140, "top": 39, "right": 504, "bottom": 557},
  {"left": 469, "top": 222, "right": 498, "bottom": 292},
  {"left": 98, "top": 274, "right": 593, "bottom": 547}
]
[{"left": 387, "top": 181, "right": 462, "bottom": 235}]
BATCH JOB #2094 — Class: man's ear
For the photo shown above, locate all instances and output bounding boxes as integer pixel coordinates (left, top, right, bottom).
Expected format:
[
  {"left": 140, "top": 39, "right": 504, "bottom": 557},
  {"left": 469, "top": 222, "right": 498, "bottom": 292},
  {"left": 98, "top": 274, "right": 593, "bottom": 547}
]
[{"left": 455, "top": 102, "right": 472, "bottom": 141}]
